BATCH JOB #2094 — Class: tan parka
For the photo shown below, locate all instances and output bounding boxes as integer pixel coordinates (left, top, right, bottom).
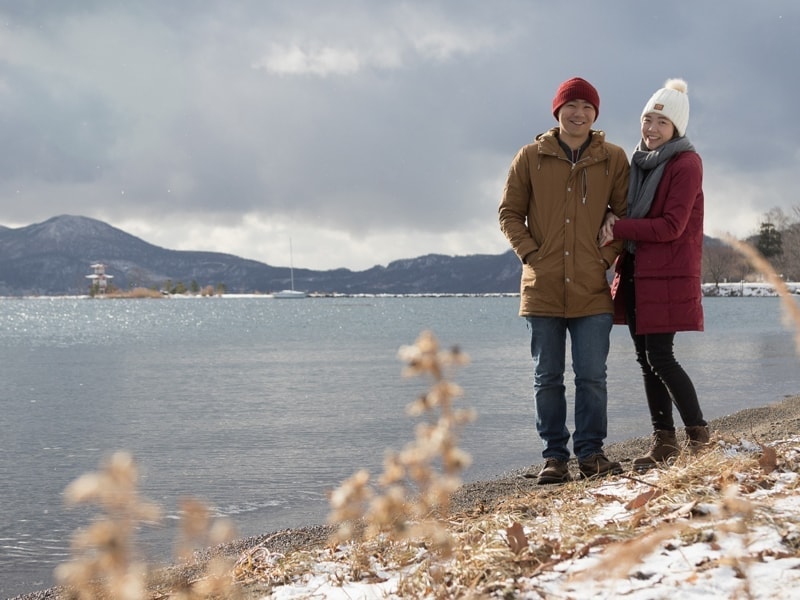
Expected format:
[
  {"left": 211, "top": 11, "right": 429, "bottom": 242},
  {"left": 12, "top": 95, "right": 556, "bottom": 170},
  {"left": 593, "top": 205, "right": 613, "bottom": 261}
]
[{"left": 499, "top": 128, "right": 629, "bottom": 317}]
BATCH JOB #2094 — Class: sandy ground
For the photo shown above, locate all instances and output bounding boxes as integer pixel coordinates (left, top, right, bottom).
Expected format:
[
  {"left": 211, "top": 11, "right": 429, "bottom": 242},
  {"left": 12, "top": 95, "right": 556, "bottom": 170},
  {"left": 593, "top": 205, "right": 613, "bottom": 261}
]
[{"left": 12, "top": 394, "right": 800, "bottom": 600}]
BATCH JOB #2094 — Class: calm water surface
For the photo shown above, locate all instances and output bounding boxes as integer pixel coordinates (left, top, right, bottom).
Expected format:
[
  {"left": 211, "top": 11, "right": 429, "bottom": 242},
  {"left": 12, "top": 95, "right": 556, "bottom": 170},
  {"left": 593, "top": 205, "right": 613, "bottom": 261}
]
[{"left": 1, "top": 296, "right": 797, "bottom": 597}]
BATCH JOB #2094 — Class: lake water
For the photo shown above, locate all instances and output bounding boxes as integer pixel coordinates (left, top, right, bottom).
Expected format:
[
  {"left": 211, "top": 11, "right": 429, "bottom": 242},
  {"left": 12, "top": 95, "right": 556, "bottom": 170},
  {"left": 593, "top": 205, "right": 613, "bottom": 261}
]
[{"left": 1, "top": 295, "right": 798, "bottom": 598}]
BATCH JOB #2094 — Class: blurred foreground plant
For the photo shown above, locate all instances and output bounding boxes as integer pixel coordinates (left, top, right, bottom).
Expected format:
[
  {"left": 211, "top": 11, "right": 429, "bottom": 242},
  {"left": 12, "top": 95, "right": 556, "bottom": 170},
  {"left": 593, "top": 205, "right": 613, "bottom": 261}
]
[
  {"left": 56, "top": 451, "right": 237, "bottom": 599},
  {"left": 56, "top": 451, "right": 160, "bottom": 599},
  {"left": 328, "top": 330, "right": 475, "bottom": 553},
  {"left": 725, "top": 236, "right": 800, "bottom": 354}
]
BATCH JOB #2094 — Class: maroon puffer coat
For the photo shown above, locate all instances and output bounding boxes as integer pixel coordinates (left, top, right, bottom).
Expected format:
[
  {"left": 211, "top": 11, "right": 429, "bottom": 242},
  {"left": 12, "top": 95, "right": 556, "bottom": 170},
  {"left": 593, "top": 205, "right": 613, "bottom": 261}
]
[{"left": 610, "top": 151, "right": 704, "bottom": 334}]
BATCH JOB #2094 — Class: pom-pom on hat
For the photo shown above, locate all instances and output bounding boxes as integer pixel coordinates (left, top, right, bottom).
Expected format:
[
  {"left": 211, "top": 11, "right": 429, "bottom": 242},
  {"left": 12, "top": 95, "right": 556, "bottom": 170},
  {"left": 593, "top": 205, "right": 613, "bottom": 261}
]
[
  {"left": 551, "top": 77, "right": 600, "bottom": 121},
  {"left": 641, "top": 78, "right": 690, "bottom": 136}
]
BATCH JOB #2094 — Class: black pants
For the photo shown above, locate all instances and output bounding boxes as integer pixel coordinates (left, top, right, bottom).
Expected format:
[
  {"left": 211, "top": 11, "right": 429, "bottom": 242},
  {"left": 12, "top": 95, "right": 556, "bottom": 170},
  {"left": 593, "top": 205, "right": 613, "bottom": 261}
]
[{"left": 622, "top": 255, "right": 706, "bottom": 431}]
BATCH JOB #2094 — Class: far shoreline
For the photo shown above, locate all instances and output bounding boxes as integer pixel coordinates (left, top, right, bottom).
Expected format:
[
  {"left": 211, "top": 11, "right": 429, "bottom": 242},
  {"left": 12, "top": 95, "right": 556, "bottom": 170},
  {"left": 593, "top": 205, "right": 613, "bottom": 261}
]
[{"left": 2, "top": 280, "right": 800, "bottom": 300}]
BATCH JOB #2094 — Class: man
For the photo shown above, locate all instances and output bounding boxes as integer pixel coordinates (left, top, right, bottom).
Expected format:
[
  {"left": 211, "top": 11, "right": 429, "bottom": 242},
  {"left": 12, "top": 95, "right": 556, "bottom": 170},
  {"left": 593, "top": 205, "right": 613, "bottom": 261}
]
[{"left": 498, "top": 77, "right": 629, "bottom": 484}]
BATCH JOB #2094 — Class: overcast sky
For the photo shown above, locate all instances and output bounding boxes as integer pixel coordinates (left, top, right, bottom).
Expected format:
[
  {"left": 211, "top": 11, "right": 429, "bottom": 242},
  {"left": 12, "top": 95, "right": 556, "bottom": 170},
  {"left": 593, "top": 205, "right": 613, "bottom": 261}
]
[{"left": 2, "top": 1, "right": 797, "bottom": 271}]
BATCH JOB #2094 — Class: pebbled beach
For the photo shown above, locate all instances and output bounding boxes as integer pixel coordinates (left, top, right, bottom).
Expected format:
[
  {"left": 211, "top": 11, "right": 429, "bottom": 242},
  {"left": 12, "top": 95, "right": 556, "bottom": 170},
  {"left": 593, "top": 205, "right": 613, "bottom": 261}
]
[{"left": 12, "top": 393, "right": 800, "bottom": 600}]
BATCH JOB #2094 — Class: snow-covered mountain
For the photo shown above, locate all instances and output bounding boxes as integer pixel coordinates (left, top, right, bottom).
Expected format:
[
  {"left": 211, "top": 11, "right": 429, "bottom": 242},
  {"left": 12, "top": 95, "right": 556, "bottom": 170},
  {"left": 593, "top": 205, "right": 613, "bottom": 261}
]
[{"left": 0, "top": 215, "right": 522, "bottom": 296}]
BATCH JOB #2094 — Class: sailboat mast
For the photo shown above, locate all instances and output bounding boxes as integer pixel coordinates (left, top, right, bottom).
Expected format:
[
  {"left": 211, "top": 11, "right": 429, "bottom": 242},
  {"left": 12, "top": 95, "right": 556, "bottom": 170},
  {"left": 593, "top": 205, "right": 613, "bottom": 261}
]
[
  {"left": 289, "top": 238, "right": 295, "bottom": 291},
  {"left": 273, "top": 237, "right": 305, "bottom": 297}
]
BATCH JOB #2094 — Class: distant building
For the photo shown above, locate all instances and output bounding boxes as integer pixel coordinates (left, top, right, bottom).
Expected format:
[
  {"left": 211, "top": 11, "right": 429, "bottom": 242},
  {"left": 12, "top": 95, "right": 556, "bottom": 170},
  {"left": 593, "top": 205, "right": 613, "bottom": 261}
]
[{"left": 86, "top": 263, "right": 114, "bottom": 294}]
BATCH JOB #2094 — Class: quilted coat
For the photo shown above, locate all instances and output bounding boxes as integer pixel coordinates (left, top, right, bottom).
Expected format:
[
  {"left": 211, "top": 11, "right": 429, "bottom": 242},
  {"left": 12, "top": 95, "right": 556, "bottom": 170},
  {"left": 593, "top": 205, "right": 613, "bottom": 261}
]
[
  {"left": 610, "top": 150, "right": 704, "bottom": 333},
  {"left": 499, "top": 128, "right": 629, "bottom": 317}
]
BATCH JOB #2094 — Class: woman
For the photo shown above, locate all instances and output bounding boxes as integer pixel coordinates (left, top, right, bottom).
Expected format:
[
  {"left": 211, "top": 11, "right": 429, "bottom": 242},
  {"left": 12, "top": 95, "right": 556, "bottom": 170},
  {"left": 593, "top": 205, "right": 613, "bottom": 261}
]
[{"left": 600, "top": 78, "right": 709, "bottom": 471}]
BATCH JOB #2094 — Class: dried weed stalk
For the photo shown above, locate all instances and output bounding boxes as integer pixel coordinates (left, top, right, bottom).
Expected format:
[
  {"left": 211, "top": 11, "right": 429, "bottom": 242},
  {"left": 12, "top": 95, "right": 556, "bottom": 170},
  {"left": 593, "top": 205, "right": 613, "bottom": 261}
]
[
  {"left": 230, "top": 331, "right": 475, "bottom": 593},
  {"left": 167, "top": 497, "right": 239, "bottom": 599},
  {"left": 725, "top": 235, "right": 800, "bottom": 353},
  {"left": 56, "top": 451, "right": 237, "bottom": 599},
  {"left": 56, "top": 451, "right": 161, "bottom": 599},
  {"left": 328, "top": 330, "right": 474, "bottom": 551}
]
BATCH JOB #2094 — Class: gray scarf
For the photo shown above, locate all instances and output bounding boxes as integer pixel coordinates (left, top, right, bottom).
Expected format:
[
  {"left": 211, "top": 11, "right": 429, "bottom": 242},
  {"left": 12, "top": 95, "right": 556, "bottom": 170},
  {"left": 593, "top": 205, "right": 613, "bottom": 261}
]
[{"left": 625, "top": 136, "right": 695, "bottom": 253}]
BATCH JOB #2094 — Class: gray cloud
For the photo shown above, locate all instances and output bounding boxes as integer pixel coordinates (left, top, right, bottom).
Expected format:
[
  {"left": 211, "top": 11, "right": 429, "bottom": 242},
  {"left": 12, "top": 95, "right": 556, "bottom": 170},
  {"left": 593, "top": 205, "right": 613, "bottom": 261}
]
[{"left": 1, "top": 1, "right": 798, "bottom": 269}]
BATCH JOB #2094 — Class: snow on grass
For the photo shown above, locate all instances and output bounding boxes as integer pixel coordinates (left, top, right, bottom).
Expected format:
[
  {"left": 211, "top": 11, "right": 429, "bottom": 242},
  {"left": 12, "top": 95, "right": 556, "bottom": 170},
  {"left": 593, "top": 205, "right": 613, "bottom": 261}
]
[{"left": 246, "top": 436, "right": 800, "bottom": 599}]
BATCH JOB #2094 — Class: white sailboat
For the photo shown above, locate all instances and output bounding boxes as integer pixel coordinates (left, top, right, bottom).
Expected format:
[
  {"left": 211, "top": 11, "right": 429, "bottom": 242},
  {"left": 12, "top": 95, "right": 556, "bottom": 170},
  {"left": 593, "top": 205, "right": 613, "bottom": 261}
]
[{"left": 273, "top": 238, "right": 307, "bottom": 298}]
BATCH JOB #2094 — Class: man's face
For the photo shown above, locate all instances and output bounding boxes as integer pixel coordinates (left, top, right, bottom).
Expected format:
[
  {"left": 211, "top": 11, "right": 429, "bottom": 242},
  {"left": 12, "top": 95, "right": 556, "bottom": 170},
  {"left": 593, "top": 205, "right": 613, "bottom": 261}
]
[{"left": 557, "top": 99, "right": 596, "bottom": 141}]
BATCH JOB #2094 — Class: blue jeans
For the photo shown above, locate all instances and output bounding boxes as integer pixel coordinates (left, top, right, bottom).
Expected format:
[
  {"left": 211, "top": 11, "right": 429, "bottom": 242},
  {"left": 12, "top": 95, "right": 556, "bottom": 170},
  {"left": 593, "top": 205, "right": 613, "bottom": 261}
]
[{"left": 526, "top": 314, "right": 612, "bottom": 462}]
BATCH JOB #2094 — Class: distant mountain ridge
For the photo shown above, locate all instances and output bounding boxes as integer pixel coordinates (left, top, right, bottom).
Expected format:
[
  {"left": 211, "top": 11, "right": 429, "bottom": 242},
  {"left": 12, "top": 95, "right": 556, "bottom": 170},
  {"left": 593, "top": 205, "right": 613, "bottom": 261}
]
[{"left": 0, "top": 215, "right": 523, "bottom": 296}]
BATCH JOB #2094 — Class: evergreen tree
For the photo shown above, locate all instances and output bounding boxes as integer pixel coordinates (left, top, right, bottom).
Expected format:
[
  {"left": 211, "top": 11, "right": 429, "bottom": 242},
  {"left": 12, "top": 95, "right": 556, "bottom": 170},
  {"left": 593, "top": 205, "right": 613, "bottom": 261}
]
[{"left": 757, "top": 221, "right": 782, "bottom": 258}]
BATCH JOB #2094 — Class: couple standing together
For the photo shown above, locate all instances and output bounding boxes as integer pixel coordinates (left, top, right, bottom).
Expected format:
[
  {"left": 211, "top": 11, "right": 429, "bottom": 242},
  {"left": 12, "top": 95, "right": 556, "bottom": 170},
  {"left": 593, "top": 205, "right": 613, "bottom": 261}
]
[{"left": 499, "top": 77, "right": 709, "bottom": 484}]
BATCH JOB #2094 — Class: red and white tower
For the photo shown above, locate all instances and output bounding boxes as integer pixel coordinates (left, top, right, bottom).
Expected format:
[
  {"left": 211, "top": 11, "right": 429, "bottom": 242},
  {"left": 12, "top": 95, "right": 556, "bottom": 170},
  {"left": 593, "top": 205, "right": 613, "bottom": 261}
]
[{"left": 86, "top": 263, "right": 114, "bottom": 294}]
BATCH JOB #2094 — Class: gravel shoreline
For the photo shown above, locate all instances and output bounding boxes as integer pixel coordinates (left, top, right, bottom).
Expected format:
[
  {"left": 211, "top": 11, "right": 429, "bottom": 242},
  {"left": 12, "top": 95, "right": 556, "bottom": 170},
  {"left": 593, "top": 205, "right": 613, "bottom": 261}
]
[{"left": 12, "top": 394, "right": 800, "bottom": 600}]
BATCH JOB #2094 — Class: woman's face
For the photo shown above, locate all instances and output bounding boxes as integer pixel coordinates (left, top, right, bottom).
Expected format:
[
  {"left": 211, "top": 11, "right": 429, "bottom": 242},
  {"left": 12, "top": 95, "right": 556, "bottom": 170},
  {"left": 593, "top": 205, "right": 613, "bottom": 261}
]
[{"left": 641, "top": 112, "right": 676, "bottom": 150}]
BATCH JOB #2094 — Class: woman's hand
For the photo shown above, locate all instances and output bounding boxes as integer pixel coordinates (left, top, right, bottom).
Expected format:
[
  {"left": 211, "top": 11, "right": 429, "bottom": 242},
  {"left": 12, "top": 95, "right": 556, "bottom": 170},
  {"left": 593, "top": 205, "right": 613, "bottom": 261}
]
[{"left": 598, "top": 212, "right": 619, "bottom": 247}]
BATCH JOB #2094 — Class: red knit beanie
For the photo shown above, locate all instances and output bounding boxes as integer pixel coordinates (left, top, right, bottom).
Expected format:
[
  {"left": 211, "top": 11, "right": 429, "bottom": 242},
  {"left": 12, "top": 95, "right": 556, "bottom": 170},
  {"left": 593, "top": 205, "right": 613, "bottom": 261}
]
[{"left": 551, "top": 77, "right": 600, "bottom": 121}]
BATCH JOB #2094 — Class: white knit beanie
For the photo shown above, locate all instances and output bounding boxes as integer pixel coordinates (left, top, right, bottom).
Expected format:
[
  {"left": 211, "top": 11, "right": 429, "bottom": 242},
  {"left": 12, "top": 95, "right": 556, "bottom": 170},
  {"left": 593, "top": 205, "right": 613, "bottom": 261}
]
[{"left": 641, "top": 78, "right": 690, "bottom": 137}]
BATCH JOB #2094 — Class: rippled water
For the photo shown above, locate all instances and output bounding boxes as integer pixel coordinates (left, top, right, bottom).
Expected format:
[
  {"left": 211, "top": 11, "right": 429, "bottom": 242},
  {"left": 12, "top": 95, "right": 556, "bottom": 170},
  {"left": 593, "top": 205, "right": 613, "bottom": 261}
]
[{"left": 1, "top": 295, "right": 797, "bottom": 597}]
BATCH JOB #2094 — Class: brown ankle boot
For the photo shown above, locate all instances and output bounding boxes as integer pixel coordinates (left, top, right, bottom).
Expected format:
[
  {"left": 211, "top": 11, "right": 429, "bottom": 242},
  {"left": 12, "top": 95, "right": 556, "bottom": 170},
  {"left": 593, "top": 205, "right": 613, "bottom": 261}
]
[
  {"left": 632, "top": 430, "right": 679, "bottom": 472},
  {"left": 685, "top": 425, "right": 710, "bottom": 453}
]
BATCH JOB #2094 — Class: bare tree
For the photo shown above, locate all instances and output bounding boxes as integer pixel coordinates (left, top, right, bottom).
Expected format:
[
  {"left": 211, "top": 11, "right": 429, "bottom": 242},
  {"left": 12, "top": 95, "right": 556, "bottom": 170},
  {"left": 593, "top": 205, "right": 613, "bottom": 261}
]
[
  {"left": 763, "top": 207, "right": 793, "bottom": 231},
  {"left": 703, "top": 243, "right": 745, "bottom": 287},
  {"left": 774, "top": 221, "right": 800, "bottom": 281},
  {"left": 761, "top": 206, "right": 800, "bottom": 282}
]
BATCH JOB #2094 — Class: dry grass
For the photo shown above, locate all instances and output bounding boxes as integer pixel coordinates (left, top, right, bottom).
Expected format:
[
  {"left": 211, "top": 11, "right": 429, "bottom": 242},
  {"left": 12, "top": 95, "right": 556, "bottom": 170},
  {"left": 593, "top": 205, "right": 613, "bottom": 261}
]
[
  {"left": 103, "top": 288, "right": 165, "bottom": 299},
  {"left": 231, "top": 426, "right": 800, "bottom": 598}
]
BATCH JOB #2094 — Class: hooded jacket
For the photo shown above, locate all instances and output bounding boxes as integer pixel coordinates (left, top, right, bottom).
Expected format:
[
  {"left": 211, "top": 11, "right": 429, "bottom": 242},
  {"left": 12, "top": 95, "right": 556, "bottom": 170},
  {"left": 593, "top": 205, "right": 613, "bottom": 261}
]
[
  {"left": 610, "top": 150, "right": 704, "bottom": 333},
  {"left": 499, "top": 128, "right": 629, "bottom": 317}
]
